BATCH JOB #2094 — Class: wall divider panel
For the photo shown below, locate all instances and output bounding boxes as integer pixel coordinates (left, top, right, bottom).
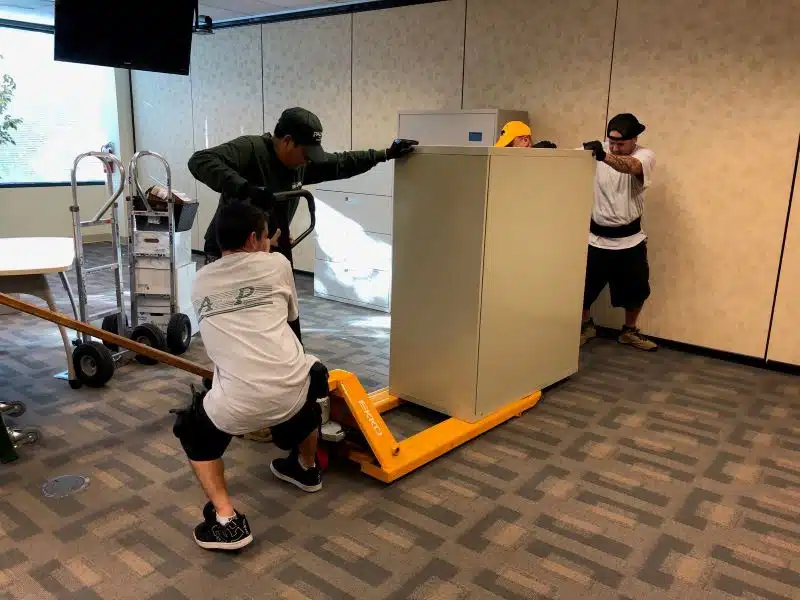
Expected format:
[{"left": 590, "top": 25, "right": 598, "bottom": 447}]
[
  {"left": 130, "top": 70, "right": 198, "bottom": 247},
  {"left": 262, "top": 15, "right": 353, "bottom": 272},
  {"left": 190, "top": 26, "right": 264, "bottom": 250},
  {"left": 462, "top": 0, "right": 617, "bottom": 150},
  {"left": 605, "top": 0, "right": 800, "bottom": 357},
  {"left": 767, "top": 136, "right": 800, "bottom": 366},
  {"left": 351, "top": 0, "right": 466, "bottom": 150}
]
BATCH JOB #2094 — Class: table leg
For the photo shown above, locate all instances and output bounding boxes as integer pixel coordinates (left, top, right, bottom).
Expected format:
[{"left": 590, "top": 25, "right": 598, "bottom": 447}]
[
  {"left": 37, "top": 275, "right": 77, "bottom": 383},
  {"left": 59, "top": 271, "right": 79, "bottom": 321}
]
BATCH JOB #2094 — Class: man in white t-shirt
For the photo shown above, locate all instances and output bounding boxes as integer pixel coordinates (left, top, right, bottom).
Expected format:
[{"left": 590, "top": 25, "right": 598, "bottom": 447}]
[
  {"left": 172, "top": 202, "right": 329, "bottom": 551},
  {"left": 580, "top": 113, "right": 658, "bottom": 351}
]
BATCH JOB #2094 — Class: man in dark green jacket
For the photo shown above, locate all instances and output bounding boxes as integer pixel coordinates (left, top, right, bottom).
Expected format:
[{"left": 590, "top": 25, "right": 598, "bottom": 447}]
[{"left": 188, "top": 106, "right": 417, "bottom": 264}]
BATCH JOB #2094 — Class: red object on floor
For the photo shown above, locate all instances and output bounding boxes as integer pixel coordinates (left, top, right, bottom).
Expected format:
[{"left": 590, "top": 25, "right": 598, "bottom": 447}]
[{"left": 316, "top": 447, "right": 329, "bottom": 471}]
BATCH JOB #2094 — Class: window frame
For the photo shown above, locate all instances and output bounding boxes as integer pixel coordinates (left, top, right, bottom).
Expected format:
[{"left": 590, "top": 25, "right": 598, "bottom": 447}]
[{"left": 0, "top": 19, "right": 117, "bottom": 189}]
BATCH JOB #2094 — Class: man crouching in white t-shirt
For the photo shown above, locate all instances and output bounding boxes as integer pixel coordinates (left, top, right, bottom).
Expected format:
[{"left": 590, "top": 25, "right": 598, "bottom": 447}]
[{"left": 172, "top": 202, "right": 328, "bottom": 551}]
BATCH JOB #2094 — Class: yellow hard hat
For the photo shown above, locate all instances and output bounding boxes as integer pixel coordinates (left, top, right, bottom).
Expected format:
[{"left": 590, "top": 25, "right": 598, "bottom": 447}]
[{"left": 495, "top": 121, "right": 532, "bottom": 147}]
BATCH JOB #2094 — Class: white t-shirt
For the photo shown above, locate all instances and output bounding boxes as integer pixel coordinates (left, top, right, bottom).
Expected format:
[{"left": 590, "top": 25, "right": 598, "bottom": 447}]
[
  {"left": 191, "top": 251, "right": 317, "bottom": 435},
  {"left": 589, "top": 142, "right": 656, "bottom": 250}
]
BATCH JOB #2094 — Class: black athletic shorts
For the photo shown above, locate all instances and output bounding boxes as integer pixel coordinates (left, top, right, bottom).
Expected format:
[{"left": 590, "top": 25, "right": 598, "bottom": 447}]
[
  {"left": 173, "top": 362, "right": 328, "bottom": 461},
  {"left": 583, "top": 241, "right": 651, "bottom": 310}
]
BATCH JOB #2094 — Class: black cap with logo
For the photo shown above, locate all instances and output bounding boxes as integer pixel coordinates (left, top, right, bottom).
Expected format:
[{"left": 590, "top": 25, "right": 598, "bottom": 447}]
[
  {"left": 606, "top": 113, "right": 646, "bottom": 141},
  {"left": 275, "top": 107, "right": 326, "bottom": 162}
]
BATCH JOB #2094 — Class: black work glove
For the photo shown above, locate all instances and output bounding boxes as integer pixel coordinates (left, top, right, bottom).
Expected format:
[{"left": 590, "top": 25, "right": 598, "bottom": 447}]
[
  {"left": 239, "top": 184, "right": 276, "bottom": 212},
  {"left": 582, "top": 141, "right": 606, "bottom": 161},
  {"left": 386, "top": 138, "right": 418, "bottom": 160},
  {"left": 532, "top": 140, "right": 557, "bottom": 149}
]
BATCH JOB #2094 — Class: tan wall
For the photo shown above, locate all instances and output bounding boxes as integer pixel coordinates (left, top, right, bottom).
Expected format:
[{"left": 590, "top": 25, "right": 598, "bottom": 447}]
[
  {"left": 0, "top": 184, "right": 111, "bottom": 239},
  {"left": 352, "top": 0, "right": 466, "bottom": 149},
  {"left": 463, "top": 0, "right": 616, "bottom": 149},
  {"left": 263, "top": 16, "right": 353, "bottom": 153},
  {"left": 129, "top": 0, "right": 800, "bottom": 364}
]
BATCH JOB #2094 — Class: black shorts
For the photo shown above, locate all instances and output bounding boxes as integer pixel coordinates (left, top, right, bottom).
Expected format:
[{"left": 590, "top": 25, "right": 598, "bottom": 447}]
[
  {"left": 173, "top": 362, "right": 328, "bottom": 461},
  {"left": 583, "top": 241, "right": 651, "bottom": 310}
]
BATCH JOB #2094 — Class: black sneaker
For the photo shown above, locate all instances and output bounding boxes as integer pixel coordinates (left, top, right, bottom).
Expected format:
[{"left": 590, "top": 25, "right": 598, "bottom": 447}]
[
  {"left": 270, "top": 455, "right": 323, "bottom": 492},
  {"left": 192, "top": 510, "right": 253, "bottom": 551}
]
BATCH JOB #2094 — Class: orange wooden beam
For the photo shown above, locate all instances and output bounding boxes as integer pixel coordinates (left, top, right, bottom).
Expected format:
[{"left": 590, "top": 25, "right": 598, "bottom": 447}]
[{"left": 0, "top": 291, "right": 213, "bottom": 380}]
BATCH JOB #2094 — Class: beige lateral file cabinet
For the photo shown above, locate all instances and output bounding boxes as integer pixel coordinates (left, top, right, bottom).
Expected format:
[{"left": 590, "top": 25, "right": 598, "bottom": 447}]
[
  {"left": 389, "top": 146, "right": 595, "bottom": 422},
  {"left": 397, "top": 109, "right": 529, "bottom": 147}
]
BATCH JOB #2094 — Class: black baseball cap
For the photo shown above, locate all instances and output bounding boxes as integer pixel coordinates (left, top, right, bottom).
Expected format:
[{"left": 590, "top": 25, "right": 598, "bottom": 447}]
[
  {"left": 607, "top": 113, "right": 646, "bottom": 141},
  {"left": 275, "top": 107, "right": 326, "bottom": 162}
]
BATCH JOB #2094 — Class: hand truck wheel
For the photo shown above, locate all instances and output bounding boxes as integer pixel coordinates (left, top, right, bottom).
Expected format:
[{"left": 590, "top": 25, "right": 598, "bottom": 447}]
[
  {"left": 72, "top": 341, "right": 116, "bottom": 388},
  {"left": 166, "top": 313, "right": 192, "bottom": 355},
  {"left": 101, "top": 313, "right": 129, "bottom": 351},
  {"left": 129, "top": 323, "right": 167, "bottom": 365}
]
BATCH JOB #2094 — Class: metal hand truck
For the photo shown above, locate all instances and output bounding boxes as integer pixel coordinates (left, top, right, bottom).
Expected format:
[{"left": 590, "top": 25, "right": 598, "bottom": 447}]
[
  {"left": 126, "top": 151, "right": 196, "bottom": 359},
  {"left": 68, "top": 151, "right": 132, "bottom": 389}
]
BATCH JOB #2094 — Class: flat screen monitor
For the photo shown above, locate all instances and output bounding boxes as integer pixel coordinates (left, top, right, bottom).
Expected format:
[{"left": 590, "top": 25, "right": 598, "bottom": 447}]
[{"left": 54, "top": 0, "right": 196, "bottom": 75}]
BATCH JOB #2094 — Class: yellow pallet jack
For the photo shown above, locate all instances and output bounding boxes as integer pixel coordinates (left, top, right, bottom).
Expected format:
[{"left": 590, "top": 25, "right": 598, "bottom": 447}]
[{"left": 322, "top": 370, "right": 541, "bottom": 483}]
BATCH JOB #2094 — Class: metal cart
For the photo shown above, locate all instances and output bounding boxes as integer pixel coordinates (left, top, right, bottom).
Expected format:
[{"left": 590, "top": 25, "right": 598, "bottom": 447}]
[
  {"left": 69, "top": 151, "right": 131, "bottom": 389},
  {"left": 126, "top": 151, "right": 197, "bottom": 359}
]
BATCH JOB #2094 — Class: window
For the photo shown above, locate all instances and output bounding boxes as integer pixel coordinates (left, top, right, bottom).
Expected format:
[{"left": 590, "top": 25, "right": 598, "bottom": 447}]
[{"left": 0, "top": 26, "right": 118, "bottom": 185}]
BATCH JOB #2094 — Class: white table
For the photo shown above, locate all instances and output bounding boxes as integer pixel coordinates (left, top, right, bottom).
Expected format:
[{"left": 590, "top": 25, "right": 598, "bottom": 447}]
[{"left": 0, "top": 237, "right": 78, "bottom": 384}]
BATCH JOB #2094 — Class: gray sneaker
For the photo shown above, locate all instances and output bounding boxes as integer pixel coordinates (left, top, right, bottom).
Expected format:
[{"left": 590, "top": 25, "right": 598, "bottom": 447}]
[
  {"left": 618, "top": 325, "right": 658, "bottom": 351},
  {"left": 580, "top": 319, "right": 597, "bottom": 346}
]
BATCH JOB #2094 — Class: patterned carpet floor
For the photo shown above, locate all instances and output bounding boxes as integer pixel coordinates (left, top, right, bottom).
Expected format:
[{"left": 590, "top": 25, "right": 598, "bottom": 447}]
[{"left": 0, "top": 244, "right": 798, "bottom": 600}]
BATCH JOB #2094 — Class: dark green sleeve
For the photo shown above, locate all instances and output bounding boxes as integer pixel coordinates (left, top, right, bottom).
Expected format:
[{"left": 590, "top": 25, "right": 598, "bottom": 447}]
[
  {"left": 187, "top": 136, "right": 256, "bottom": 198},
  {"left": 302, "top": 149, "right": 388, "bottom": 185}
]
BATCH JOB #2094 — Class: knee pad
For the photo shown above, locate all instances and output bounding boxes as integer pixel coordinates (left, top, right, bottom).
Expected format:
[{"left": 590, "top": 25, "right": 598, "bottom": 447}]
[
  {"left": 309, "top": 361, "right": 329, "bottom": 399},
  {"left": 170, "top": 387, "right": 205, "bottom": 440}
]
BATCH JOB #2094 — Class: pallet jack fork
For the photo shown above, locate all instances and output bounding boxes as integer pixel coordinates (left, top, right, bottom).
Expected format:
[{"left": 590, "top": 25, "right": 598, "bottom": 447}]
[{"left": 324, "top": 369, "right": 541, "bottom": 483}]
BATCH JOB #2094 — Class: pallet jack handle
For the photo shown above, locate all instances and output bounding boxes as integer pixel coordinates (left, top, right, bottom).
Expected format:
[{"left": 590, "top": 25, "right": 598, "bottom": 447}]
[
  {"left": 0, "top": 292, "right": 213, "bottom": 381},
  {"left": 273, "top": 189, "right": 316, "bottom": 248}
]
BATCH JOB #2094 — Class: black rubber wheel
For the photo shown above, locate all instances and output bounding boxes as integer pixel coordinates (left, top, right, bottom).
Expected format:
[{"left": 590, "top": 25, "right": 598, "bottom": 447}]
[
  {"left": 101, "top": 313, "right": 128, "bottom": 351},
  {"left": 72, "top": 341, "right": 116, "bottom": 388},
  {"left": 129, "top": 323, "right": 167, "bottom": 365},
  {"left": 68, "top": 379, "right": 83, "bottom": 390},
  {"left": 0, "top": 401, "right": 26, "bottom": 418},
  {"left": 166, "top": 313, "right": 192, "bottom": 355}
]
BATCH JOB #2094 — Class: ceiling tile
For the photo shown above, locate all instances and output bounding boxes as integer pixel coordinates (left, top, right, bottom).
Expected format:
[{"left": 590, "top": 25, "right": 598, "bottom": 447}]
[
  {"left": 201, "top": 0, "right": 281, "bottom": 15},
  {"left": 197, "top": 4, "right": 249, "bottom": 20},
  {"left": 0, "top": 0, "right": 385, "bottom": 26}
]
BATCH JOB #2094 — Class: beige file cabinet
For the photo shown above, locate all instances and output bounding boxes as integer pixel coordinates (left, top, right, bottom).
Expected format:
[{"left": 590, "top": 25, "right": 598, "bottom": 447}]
[
  {"left": 389, "top": 146, "right": 595, "bottom": 422},
  {"left": 397, "top": 109, "right": 529, "bottom": 147}
]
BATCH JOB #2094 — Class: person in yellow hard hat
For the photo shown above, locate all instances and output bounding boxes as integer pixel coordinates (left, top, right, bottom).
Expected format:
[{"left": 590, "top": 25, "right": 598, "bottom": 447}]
[{"left": 495, "top": 121, "right": 557, "bottom": 149}]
